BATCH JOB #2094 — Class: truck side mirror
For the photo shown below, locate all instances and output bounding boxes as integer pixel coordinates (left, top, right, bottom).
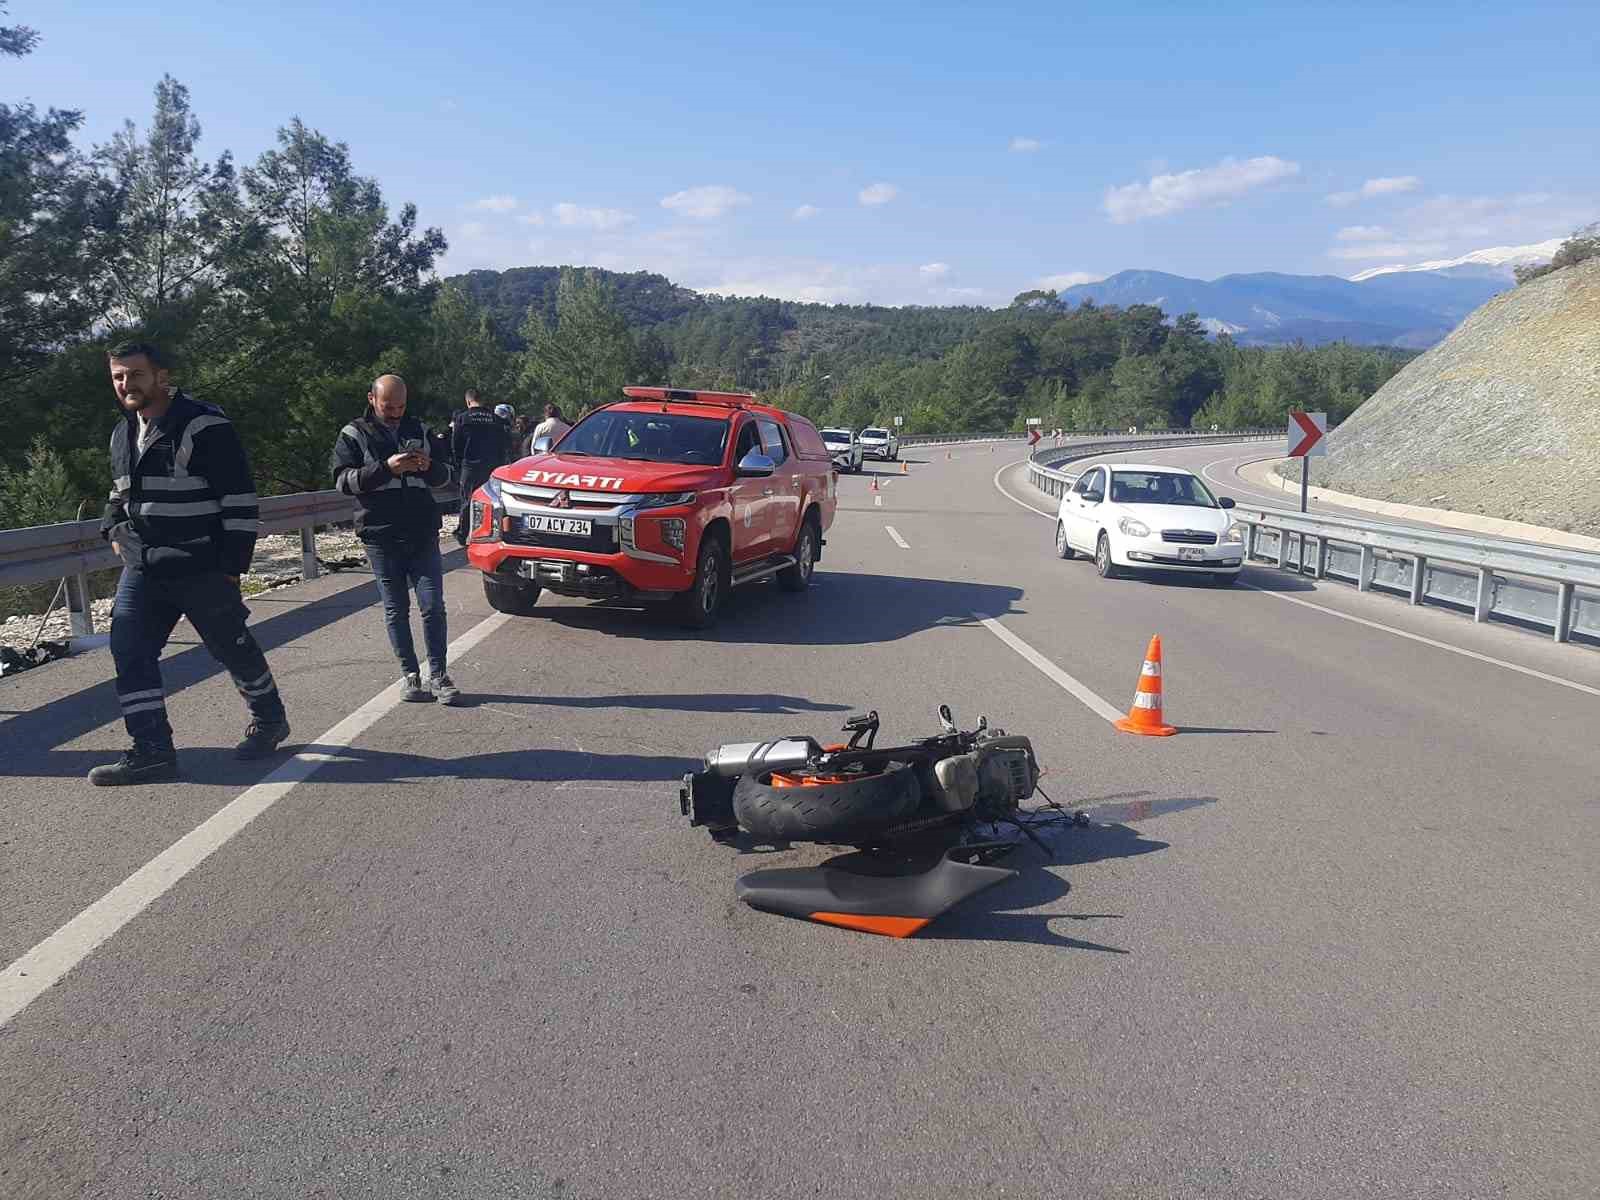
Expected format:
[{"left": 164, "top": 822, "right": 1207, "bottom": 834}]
[
  {"left": 531, "top": 435, "right": 553, "bottom": 454},
  {"left": 737, "top": 451, "right": 776, "bottom": 478}
]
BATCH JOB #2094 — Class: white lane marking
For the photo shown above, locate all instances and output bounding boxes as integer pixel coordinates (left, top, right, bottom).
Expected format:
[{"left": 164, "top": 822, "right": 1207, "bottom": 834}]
[
  {"left": 885, "top": 525, "right": 910, "bottom": 549},
  {"left": 990, "top": 453, "right": 1600, "bottom": 702},
  {"left": 874, "top": 494, "right": 882, "bottom": 507},
  {"left": 993, "top": 460, "right": 1055, "bottom": 520},
  {"left": 975, "top": 614, "right": 1125, "bottom": 724},
  {"left": 0, "top": 612, "right": 513, "bottom": 1029},
  {"left": 1239, "top": 584, "right": 1600, "bottom": 699}
]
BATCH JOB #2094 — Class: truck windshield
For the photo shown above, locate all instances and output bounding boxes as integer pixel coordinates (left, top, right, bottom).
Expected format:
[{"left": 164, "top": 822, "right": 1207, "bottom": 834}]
[{"left": 561, "top": 410, "right": 729, "bottom": 465}]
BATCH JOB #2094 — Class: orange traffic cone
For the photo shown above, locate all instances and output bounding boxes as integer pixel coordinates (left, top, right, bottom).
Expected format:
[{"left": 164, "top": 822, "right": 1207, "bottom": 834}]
[
  {"left": 870, "top": 476, "right": 879, "bottom": 492},
  {"left": 1114, "top": 635, "right": 1177, "bottom": 736},
  {"left": 900, "top": 461, "right": 908, "bottom": 474},
  {"left": 946, "top": 450, "right": 953, "bottom": 461}
]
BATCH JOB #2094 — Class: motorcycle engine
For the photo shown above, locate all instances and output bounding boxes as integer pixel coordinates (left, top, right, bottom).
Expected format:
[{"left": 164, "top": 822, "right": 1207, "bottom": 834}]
[{"left": 930, "top": 734, "right": 1040, "bottom": 815}]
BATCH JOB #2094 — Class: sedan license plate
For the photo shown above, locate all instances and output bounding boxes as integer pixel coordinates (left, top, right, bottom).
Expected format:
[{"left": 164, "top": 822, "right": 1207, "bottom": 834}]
[
  {"left": 522, "top": 514, "right": 592, "bottom": 537},
  {"left": 1178, "top": 547, "right": 1205, "bottom": 562}
]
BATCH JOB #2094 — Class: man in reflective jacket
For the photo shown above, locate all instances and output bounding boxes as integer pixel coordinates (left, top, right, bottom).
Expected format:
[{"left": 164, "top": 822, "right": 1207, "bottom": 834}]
[
  {"left": 332, "top": 374, "right": 460, "bottom": 704},
  {"left": 90, "top": 342, "right": 290, "bottom": 785},
  {"left": 450, "top": 389, "right": 509, "bottom": 544}
]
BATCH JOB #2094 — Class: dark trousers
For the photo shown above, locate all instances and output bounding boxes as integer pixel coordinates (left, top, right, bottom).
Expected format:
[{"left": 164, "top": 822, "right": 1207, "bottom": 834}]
[
  {"left": 364, "top": 537, "right": 447, "bottom": 678},
  {"left": 110, "top": 568, "right": 285, "bottom": 748},
  {"left": 456, "top": 464, "right": 495, "bottom": 539}
]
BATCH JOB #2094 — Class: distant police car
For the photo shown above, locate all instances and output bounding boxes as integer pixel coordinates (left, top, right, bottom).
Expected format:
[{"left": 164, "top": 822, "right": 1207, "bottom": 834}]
[{"left": 1054, "top": 463, "right": 1244, "bottom": 585}]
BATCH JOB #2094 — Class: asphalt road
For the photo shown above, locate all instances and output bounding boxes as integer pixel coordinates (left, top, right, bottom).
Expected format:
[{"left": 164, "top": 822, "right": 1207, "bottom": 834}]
[{"left": 3, "top": 443, "right": 1598, "bottom": 1198}]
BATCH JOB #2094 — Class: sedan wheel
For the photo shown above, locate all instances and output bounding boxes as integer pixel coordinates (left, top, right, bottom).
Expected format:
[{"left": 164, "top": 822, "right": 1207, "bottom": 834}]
[
  {"left": 1095, "top": 533, "right": 1118, "bottom": 579},
  {"left": 1055, "top": 521, "right": 1074, "bottom": 560}
]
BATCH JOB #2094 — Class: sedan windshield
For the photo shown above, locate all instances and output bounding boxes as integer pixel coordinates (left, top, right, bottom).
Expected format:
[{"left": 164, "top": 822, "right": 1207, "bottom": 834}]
[
  {"left": 1109, "top": 470, "right": 1218, "bottom": 507},
  {"left": 559, "top": 410, "right": 728, "bottom": 465}
]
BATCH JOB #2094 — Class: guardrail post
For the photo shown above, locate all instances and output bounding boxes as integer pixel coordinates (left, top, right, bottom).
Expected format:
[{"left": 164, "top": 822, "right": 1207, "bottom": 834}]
[
  {"left": 1409, "top": 555, "right": 1427, "bottom": 605},
  {"left": 1473, "top": 567, "right": 1493, "bottom": 622},
  {"left": 1554, "top": 582, "right": 1573, "bottom": 643},
  {"left": 1276, "top": 529, "right": 1289, "bottom": 570},
  {"left": 1312, "top": 536, "right": 1328, "bottom": 579},
  {"left": 1358, "top": 546, "right": 1375, "bottom": 592},
  {"left": 301, "top": 523, "right": 319, "bottom": 580},
  {"left": 64, "top": 570, "right": 95, "bottom": 637}
]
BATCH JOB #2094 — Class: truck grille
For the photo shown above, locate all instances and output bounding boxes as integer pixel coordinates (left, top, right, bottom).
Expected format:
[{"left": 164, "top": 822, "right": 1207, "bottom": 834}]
[{"left": 1161, "top": 530, "right": 1218, "bottom": 545}]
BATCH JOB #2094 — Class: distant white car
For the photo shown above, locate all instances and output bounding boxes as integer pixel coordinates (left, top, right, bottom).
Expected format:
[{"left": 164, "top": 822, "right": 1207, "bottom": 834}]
[
  {"left": 820, "top": 427, "right": 863, "bottom": 473},
  {"left": 1054, "top": 463, "right": 1245, "bottom": 585},
  {"left": 857, "top": 427, "right": 899, "bottom": 461}
]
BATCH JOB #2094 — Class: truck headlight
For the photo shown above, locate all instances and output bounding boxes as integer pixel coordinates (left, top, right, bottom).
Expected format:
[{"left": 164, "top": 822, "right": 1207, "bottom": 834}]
[
  {"left": 470, "top": 477, "right": 504, "bottom": 543},
  {"left": 636, "top": 492, "right": 697, "bottom": 510},
  {"left": 1118, "top": 517, "right": 1150, "bottom": 538}
]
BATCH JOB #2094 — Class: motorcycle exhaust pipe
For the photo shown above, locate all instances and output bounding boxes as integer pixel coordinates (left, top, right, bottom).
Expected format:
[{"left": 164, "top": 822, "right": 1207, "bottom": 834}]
[{"left": 704, "top": 737, "right": 825, "bottom": 778}]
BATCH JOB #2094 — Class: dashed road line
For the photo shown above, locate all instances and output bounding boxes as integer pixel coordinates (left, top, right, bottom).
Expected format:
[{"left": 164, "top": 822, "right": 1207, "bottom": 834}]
[
  {"left": 0, "top": 612, "right": 514, "bottom": 1029},
  {"left": 975, "top": 613, "right": 1125, "bottom": 724},
  {"left": 885, "top": 525, "right": 910, "bottom": 549}
]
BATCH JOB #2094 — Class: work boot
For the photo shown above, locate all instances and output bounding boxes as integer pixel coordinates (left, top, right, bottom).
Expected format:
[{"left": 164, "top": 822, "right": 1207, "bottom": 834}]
[
  {"left": 401, "top": 671, "right": 431, "bottom": 702},
  {"left": 430, "top": 672, "right": 461, "bottom": 706},
  {"left": 236, "top": 719, "right": 292, "bottom": 760},
  {"left": 88, "top": 742, "right": 179, "bottom": 787}
]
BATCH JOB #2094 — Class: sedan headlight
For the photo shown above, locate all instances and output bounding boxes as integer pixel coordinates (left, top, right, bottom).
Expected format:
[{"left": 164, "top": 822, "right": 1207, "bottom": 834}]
[
  {"left": 635, "top": 492, "right": 697, "bottom": 510},
  {"left": 1220, "top": 521, "right": 1244, "bottom": 544},
  {"left": 1118, "top": 517, "right": 1151, "bottom": 538}
]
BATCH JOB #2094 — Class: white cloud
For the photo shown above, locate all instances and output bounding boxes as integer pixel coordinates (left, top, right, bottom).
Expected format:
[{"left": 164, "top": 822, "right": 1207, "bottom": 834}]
[
  {"left": 1323, "top": 190, "right": 1590, "bottom": 264},
  {"left": 941, "top": 286, "right": 986, "bottom": 298},
  {"left": 1334, "top": 225, "right": 1393, "bottom": 242},
  {"left": 471, "top": 194, "right": 518, "bottom": 213},
  {"left": 1035, "top": 271, "right": 1103, "bottom": 290},
  {"left": 460, "top": 221, "right": 489, "bottom": 239},
  {"left": 552, "top": 203, "right": 636, "bottom": 231},
  {"left": 919, "top": 262, "right": 951, "bottom": 279},
  {"left": 1009, "top": 136, "right": 1042, "bottom": 153},
  {"left": 703, "top": 271, "right": 865, "bottom": 304},
  {"left": 1327, "top": 175, "right": 1423, "bottom": 206},
  {"left": 517, "top": 212, "right": 546, "bottom": 227},
  {"left": 1327, "top": 241, "right": 1450, "bottom": 261},
  {"left": 1103, "top": 155, "right": 1300, "bottom": 223},
  {"left": 859, "top": 182, "right": 899, "bottom": 206},
  {"left": 792, "top": 204, "right": 821, "bottom": 220},
  {"left": 660, "top": 184, "right": 752, "bottom": 219}
]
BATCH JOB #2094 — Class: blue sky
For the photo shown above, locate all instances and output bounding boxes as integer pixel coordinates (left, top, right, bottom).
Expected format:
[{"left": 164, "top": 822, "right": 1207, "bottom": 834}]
[{"left": 9, "top": 0, "right": 1596, "bottom": 305}]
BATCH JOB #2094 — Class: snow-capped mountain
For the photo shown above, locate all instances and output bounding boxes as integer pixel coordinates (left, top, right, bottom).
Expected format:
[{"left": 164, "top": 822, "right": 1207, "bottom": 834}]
[
  {"left": 1055, "top": 240, "right": 1563, "bottom": 348},
  {"left": 1348, "top": 239, "right": 1565, "bottom": 282}
]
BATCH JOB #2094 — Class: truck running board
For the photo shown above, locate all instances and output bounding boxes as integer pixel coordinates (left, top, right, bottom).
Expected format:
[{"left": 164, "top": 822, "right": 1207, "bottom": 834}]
[{"left": 731, "top": 555, "right": 796, "bottom": 587}]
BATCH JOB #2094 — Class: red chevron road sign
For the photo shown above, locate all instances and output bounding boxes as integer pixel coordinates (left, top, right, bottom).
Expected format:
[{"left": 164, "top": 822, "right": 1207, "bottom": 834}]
[{"left": 1287, "top": 410, "right": 1327, "bottom": 457}]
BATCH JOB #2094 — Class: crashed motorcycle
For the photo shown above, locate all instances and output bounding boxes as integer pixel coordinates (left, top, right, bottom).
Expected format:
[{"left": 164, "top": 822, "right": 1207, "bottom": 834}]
[{"left": 678, "top": 706, "right": 1086, "bottom": 937}]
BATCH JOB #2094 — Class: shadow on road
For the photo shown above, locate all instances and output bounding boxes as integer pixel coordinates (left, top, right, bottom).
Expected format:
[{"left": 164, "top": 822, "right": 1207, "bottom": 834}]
[
  {"left": 534, "top": 572, "right": 1025, "bottom": 646},
  {"left": 458, "top": 692, "right": 851, "bottom": 715},
  {"left": 293, "top": 744, "right": 701, "bottom": 789}
]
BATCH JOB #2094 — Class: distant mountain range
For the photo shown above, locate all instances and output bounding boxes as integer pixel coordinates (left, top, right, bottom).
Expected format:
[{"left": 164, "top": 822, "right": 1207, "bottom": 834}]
[{"left": 1056, "top": 239, "right": 1562, "bottom": 349}]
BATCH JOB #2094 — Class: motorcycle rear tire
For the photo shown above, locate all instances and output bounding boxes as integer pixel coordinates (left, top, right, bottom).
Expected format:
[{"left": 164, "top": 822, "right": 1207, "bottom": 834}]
[{"left": 733, "top": 762, "right": 921, "bottom": 842}]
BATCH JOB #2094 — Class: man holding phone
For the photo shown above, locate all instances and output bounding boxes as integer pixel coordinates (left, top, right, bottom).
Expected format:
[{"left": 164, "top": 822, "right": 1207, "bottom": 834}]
[{"left": 331, "top": 374, "right": 460, "bottom": 704}]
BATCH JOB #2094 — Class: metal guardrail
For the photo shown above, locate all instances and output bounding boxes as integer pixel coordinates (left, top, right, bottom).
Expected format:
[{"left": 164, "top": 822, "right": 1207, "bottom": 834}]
[
  {"left": 1235, "top": 506, "right": 1600, "bottom": 645},
  {"left": 1020, "top": 432, "right": 1599, "bottom": 645},
  {"left": 0, "top": 487, "right": 455, "bottom": 637},
  {"left": 1025, "top": 432, "right": 1278, "bottom": 499}
]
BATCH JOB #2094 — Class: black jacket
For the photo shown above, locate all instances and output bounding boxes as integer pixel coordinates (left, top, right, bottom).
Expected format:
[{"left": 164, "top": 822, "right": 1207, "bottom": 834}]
[
  {"left": 331, "top": 408, "right": 453, "bottom": 543},
  {"left": 451, "top": 406, "right": 510, "bottom": 472},
  {"left": 99, "top": 390, "right": 260, "bottom": 576}
]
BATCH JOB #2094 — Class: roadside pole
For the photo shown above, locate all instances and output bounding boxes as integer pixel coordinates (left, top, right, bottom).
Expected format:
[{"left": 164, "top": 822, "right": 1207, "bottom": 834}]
[{"left": 1301, "top": 457, "right": 1309, "bottom": 514}]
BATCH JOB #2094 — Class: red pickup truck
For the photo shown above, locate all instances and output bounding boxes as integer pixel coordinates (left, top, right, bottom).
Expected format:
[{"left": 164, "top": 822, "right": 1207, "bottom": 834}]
[{"left": 463, "top": 388, "right": 838, "bottom": 628}]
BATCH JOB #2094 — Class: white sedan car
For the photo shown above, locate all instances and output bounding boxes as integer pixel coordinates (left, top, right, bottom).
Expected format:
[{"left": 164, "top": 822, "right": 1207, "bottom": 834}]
[{"left": 1054, "top": 462, "right": 1245, "bottom": 585}]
